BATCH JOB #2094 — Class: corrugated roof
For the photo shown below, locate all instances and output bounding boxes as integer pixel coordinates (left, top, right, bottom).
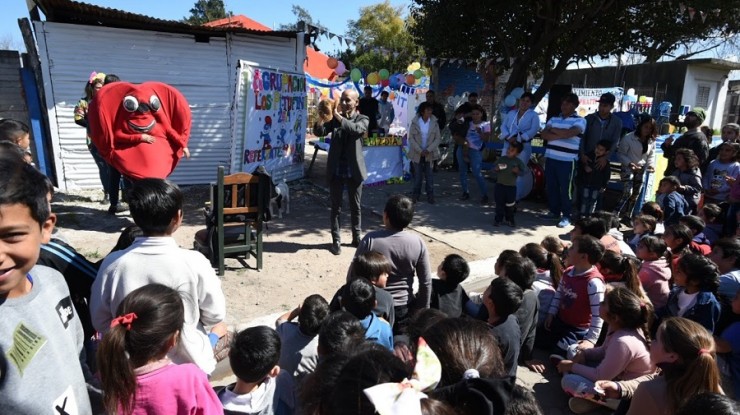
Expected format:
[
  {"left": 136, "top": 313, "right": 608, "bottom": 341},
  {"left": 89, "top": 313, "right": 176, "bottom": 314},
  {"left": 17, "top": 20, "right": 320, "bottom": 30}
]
[
  {"left": 31, "top": 0, "right": 300, "bottom": 39},
  {"left": 204, "top": 15, "right": 272, "bottom": 32}
]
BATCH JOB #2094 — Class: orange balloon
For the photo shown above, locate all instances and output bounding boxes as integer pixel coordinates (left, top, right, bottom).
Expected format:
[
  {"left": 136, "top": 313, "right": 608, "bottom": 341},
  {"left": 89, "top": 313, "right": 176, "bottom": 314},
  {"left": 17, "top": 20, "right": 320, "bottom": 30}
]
[
  {"left": 405, "top": 74, "right": 416, "bottom": 85},
  {"left": 327, "top": 57, "right": 338, "bottom": 69}
]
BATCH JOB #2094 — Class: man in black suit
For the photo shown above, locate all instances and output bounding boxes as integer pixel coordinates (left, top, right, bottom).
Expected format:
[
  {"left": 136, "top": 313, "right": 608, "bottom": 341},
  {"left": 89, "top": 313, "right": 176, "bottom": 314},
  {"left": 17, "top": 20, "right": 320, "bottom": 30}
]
[{"left": 313, "top": 89, "right": 369, "bottom": 255}]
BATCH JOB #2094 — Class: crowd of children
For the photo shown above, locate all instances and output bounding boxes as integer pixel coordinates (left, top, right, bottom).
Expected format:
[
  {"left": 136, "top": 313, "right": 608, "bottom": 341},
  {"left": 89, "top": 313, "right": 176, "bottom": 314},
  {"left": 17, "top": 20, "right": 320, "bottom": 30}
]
[{"left": 3, "top": 109, "right": 740, "bottom": 415}]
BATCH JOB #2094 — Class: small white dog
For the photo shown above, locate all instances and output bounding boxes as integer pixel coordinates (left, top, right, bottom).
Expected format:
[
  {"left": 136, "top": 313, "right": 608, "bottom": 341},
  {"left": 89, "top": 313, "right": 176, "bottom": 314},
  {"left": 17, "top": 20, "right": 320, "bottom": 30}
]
[{"left": 270, "top": 179, "right": 290, "bottom": 218}]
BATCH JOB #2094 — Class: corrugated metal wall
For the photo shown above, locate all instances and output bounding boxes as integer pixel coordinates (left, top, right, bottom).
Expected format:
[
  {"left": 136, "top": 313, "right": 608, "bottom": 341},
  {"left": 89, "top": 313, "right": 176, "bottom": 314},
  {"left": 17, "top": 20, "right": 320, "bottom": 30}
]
[
  {"left": 0, "top": 50, "right": 28, "bottom": 124},
  {"left": 34, "top": 21, "right": 303, "bottom": 189}
]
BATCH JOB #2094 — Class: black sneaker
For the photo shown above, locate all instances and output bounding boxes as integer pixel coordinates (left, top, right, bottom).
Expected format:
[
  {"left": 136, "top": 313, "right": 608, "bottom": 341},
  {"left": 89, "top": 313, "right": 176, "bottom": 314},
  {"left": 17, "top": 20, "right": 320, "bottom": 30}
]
[
  {"left": 493, "top": 221, "right": 501, "bottom": 227},
  {"left": 427, "top": 195, "right": 435, "bottom": 204},
  {"left": 329, "top": 241, "right": 342, "bottom": 255},
  {"left": 481, "top": 196, "right": 489, "bottom": 205},
  {"left": 459, "top": 192, "right": 470, "bottom": 201},
  {"left": 107, "top": 204, "right": 127, "bottom": 215},
  {"left": 505, "top": 220, "right": 515, "bottom": 227},
  {"left": 350, "top": 237, "right": 361, "bottom": 248}
]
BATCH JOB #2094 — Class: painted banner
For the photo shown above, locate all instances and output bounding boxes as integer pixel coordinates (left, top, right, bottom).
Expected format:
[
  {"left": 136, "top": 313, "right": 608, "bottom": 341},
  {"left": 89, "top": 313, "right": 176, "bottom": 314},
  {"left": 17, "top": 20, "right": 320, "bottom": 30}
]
[
  {"left": 240, "top": 66, "right": 307, "bottom": 174},
  {"left": 531, "top": 86, "right": 624, "bottom": 124}
]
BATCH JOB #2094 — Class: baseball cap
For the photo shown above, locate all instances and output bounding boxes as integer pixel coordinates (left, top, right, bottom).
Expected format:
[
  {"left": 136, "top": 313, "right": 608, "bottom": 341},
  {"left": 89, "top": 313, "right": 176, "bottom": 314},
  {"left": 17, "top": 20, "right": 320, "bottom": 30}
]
[{"left": 597, "top": 93, "right": 616, "bottom": 105}]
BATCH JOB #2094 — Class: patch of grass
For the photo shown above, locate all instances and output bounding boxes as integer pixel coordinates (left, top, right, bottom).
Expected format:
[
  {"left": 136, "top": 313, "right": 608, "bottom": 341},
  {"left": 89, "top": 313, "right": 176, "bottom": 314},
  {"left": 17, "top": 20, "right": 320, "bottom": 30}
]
[{"left": 84, "top": 250, "right": 102, "bottom": 260}]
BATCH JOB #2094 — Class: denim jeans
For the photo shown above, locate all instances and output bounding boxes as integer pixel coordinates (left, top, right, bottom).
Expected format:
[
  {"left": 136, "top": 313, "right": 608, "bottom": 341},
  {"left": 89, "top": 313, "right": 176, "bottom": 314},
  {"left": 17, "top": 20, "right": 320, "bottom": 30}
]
[
  {"left": 88, "top": 144, "right": 110, "bottom": 194},
  {"left": 412, "top": 157, "right": 434, "bottom": 197},
  {"left": 545, "top": 158, "right": 576, "bottom": 217},
  {"left": 456, "top": 146, "right": 488, "bottom": 198},
  {"left": 580, "top": 186, "right": 602, "bottom": 216}
]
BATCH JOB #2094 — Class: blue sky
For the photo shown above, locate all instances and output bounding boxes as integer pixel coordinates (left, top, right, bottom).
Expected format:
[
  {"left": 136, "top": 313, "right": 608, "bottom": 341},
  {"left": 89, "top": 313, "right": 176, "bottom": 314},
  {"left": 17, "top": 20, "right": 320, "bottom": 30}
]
[{"left": 1, "top": 0, "right": 408, "bottom": 52}]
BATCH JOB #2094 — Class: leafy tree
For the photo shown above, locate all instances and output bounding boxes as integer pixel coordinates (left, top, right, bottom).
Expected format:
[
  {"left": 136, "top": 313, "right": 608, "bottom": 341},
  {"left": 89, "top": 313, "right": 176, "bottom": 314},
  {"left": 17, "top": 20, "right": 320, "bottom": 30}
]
[
  {"left": 409, "top": 0, "right": 740, "bottom": 104},
  {"left": 278, "top": 5, "right": 327, "bottom": 32},
  {"left": 340, "top": 1, "right": 421, "bottom": 74},
  {"left": 183, "top": 0, "right": 229, "bottom": 25}
]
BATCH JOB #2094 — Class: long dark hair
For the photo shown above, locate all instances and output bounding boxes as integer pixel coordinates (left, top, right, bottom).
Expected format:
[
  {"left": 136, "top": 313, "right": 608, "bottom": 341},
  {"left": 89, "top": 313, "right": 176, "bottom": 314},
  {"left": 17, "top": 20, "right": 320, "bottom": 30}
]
[
  {"left": 599, "top": 251, "right": 643, "bottom": 300},
  {"left": 636, "top": 117, "right": 658, "bottom": 153},
  {"left": 97, "top": 284, "right": 184, "bottom": 415},
  {"left": 520, "top": 242, "right": 563, "bottom": 289},
  {"left": 604, "top": 286, "right": 652, "bottom": 342}
]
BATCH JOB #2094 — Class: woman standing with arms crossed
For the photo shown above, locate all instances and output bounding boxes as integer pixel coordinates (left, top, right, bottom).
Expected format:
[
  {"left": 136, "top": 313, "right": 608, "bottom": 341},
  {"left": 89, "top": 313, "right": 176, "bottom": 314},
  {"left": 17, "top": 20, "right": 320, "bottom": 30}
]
[{"left": 615, "top": 117, "right": 657, "bottom": 221}]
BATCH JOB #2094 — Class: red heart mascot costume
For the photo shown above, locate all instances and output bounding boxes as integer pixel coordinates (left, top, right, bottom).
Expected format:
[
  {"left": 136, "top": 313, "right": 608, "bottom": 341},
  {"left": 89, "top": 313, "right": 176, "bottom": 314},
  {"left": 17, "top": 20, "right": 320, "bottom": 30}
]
[{"left": 88, "top": 81, "right": 191, "bottom": 179}]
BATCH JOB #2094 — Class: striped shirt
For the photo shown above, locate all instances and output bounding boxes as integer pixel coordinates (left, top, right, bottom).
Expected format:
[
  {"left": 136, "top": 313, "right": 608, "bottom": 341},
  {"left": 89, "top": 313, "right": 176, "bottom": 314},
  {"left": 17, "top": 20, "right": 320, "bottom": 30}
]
[{"left": 545, "top": 113, "right": 586, "bottom": 162}]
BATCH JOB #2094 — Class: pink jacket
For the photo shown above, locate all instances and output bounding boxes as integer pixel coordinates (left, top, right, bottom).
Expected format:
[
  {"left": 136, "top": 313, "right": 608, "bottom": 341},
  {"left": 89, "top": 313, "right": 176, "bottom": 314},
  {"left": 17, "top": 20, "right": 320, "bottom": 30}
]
[
  {"left": 639, "top": 258, "right": 672, "bottom": 309},
  {"left": 127, "top": 363, "right": 224, "bottom": 415},
  {"left": 572, "top": 328, "right": 653, "bottom": 382}
]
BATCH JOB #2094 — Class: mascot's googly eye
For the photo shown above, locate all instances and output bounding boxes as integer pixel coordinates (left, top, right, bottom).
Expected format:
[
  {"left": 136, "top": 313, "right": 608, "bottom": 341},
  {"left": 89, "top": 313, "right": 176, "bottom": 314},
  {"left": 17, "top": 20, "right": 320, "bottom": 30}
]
[
  {"left": 123, "top": 96, "right": 139, "bottom": 112},
  {"left": 149, "top": 95, "right": 161, "bottom": 112}
]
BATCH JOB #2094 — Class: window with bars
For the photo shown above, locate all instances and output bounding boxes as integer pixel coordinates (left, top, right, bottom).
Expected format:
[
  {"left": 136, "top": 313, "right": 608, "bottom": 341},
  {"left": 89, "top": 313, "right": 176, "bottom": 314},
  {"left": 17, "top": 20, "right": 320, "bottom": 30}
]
[{"left": 695, "top": 84, "right": 711, "bottom": 108}]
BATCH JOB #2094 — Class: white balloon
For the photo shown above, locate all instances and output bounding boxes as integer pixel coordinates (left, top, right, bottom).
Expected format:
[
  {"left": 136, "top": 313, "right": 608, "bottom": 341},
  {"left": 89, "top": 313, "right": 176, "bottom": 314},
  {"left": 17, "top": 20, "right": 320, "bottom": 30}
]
[{"left": 627, "top": 88, "right": 635, "bottom": 96}]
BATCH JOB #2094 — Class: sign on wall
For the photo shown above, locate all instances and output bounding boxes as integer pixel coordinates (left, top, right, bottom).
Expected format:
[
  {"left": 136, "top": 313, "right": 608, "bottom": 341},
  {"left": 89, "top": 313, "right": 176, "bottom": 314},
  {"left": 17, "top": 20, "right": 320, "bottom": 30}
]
[{"left": 240, "top": 66, "right": 307, "bottom": 174}]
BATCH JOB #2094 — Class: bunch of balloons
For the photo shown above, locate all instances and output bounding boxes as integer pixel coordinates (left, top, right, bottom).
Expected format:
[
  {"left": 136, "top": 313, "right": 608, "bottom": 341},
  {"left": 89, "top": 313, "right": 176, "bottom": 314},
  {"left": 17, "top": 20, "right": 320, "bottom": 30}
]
[{"left": 326, "top": 57, "right": 347, "bottom": 76}]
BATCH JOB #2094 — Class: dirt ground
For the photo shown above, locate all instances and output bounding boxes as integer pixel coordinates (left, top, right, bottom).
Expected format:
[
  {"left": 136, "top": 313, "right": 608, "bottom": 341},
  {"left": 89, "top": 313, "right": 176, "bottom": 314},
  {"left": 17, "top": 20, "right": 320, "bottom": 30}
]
[{"left": 51, "top": 180, "right": 467, "bottom": 326}]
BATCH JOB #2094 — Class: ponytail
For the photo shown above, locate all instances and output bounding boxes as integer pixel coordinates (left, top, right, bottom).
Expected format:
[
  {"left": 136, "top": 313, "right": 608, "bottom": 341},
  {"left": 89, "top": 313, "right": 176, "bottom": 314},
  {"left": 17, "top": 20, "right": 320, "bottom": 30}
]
[
  {"left": 97, "top": 325, "right": 137, "bottom": 414},
  {"left": 659, "top": 317, "right": 723, "bottom": 413},
  {"left": 547, "top": 252, "right": 563, "bottom": 290},
  {"left": 621, "top": 256, "right": 643, "bottom": 301},
  {"left": 606, "top": 286, "right": 653, "bottom": 343},
  {"left": 96, "top": 284, "right": 185, "bottom": 415}
]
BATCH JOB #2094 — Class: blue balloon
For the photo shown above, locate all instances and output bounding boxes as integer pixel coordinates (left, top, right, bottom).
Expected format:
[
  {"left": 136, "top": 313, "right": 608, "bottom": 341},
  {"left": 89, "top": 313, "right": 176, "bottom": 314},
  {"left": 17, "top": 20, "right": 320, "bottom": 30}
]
[
  {"left": 504, "top": 95, "right": 516, "bottom": 107},
  {"left": 511, "top": 87, "right": 524, "bottom": 99},
  {"left": 389, "top": 74, "right": 399, "bottom": 89}
]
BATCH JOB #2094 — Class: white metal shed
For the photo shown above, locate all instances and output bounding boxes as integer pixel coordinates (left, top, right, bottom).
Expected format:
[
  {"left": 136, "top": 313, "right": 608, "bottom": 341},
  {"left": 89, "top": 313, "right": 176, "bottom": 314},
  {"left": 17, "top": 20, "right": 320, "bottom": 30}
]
[{"left": 29, "top": 0, "right": 306, "bottom": 190}]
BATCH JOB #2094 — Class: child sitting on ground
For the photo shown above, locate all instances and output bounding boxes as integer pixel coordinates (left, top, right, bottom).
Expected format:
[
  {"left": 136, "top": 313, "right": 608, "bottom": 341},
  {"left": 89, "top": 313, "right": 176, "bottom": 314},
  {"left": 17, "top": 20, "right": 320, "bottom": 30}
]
[
  {"left": 501, "top": 258, "right": 539, "bottom": 368},
  {"left": 712, "top": 237, "right": 740, "bottom": 302},
  {"left": 679, "top": 215, "right": 712, "bottom": 255},
  {"left": 520, "top": 242, "right": 563, "bottom": 327},
  {"left": 342, "top": 278, "right": 393, "bottom": 350},
  {"left": 699, "top": 203, "right": 724, "bottom": 244},
  {"left": 580, "top": 140, "right": 613, "bottom": 217},
  {"left": 0, "top": 118, "right": 33, "bottom": 164},
  {"left": 97, "top": 284, "right": 222, "bottom": 414},
  {"left": 597, "top": 317, "right": 723, "bottom": 414},
  {"left": 493, "top": 140, "right": 526, "bottom": 226},
  {"left": 598, "top": 250, "right": 651, "bottom": 305},
  {"left": 640, "top": 201, "right": 665, "bottom": 234},
  {"left": 483, "top": 277, "right": 524, "bottom": 378},
  {"left": 628, "top": 214, "right": 656, "bottom": 252},
  {"left": 539, "top": 235, "right": 606, "bottom": 363},
  {"left": 332, "top": 251, "right": 395, "bottom": 327},
  {"left": 218, "top": 326, "right": 295, "bottom": 415},
  {"left": 430, "top": 253, "right": 470, "bottom": 318},
  {"left": 275, "top": 294, "right": 329, "bottom": 380},
  {"left": 657, "top": 253, "right": 721, "bottom": 334},
  {"left": 90, "top": 178, "right": 228, "bottom": 375},
  {"left": 0, "top": 156, "right": 92, "bottom": 413},
  {"left": 558, "top": 287, "right": 653, "bottom": 413},
  {"left": 635, "top": 236, "right": 672, "bottom": 309},
  {"left": 663, "top": 223, "right": 699, "bottom": 274},
  {"left": 716, "top": 288, "right": 740, "bottom": 399},
  {"left": 657, "top": 176, "right": 690, "bottom": 225}
]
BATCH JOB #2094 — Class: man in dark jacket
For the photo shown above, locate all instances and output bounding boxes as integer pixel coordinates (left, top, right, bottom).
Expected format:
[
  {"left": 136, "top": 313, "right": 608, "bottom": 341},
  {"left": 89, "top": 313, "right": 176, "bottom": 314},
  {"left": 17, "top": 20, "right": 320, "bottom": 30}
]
[
  {"left": 313, "top": 89, "right": 369, "bottom": 255},
  {"left": 661, "top": 107, "right": 709, "bottom": 176},
  {"left": 358, "top": 86, "right": 379, "bottom": 134}
]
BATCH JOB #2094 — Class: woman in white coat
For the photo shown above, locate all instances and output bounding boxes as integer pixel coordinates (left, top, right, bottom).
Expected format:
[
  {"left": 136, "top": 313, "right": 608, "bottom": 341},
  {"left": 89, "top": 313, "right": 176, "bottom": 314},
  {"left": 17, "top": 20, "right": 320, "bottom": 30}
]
[
  {"left": 408, "top": 102, "right": 442, "bottom": 203},
  {"left": 615, "top": 117, "right": 657, "bottom": 219},
  {"left": 500, "top": 92, "right": 540, "bottom": 200}
]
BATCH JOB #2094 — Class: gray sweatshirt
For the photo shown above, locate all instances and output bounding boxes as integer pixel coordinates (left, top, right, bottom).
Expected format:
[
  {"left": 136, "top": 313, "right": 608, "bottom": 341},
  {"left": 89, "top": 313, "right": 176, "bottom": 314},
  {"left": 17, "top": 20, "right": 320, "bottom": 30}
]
[
  {"left": 0, "top": 265, "right": 92, "bottom": 414},
  {"left": 354, "top": 229, "right": 432, "bottom": 309}
]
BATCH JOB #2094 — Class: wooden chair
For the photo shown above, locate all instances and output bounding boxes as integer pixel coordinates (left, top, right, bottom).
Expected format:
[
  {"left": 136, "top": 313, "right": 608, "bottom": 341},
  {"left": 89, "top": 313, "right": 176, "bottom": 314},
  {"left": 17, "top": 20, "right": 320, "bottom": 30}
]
[{"left": 215, "top": 166, "right": 264, "bottom": 275}]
